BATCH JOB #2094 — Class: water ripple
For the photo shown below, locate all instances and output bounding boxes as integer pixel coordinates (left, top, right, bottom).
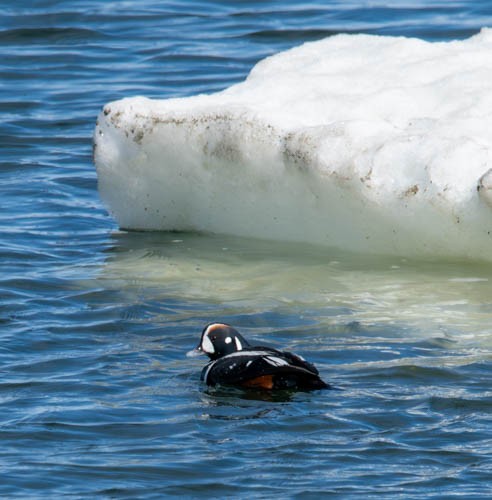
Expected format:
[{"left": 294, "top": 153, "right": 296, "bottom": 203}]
[{"left": 1, "top": 0, "right": 491, "bottom": 498}]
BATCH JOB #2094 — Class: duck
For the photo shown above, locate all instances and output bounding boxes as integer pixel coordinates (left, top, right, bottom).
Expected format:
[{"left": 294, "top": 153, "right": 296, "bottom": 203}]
[{"left": 187, "top": 323, "right": 330, "bottom": 391}]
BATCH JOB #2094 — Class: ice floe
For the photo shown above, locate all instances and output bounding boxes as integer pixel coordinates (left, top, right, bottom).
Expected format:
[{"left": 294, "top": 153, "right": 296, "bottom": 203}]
[{"left": 94, "top": 29, "right": 492, "bottom": 261}]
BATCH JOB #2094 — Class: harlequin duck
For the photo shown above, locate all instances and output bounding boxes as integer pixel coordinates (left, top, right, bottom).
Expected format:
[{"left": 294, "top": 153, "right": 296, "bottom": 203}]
[{"left": 187, "top": 323, "right": 330, "bottom": 390}]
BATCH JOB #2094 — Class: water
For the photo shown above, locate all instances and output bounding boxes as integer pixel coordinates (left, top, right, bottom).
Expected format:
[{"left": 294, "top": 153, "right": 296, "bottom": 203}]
[{"left": 1, "top": 1, "right": 491, "bottom": 497}]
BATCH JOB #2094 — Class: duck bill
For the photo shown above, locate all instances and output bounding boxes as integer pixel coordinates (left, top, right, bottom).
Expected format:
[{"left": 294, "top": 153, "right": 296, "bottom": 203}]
[{"left": 186, "top": 346, "right": 203, "bottom": 358}]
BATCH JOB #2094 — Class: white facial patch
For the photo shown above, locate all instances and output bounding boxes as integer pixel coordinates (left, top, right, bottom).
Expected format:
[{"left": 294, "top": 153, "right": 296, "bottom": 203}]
[
  {"left": 225, "top": 337, "right": 232, "bottom": 344},
  {"left": 201, "top": 333, "right": 215, "bottom": 354},
  {"left": 234, "top": 337, "right": 243, "bottom": 351}
]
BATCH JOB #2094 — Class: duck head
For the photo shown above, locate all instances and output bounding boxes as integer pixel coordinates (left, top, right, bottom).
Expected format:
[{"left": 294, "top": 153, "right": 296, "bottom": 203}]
[{"left": 187, "top": 323, "right": 250, "bottom": 360}]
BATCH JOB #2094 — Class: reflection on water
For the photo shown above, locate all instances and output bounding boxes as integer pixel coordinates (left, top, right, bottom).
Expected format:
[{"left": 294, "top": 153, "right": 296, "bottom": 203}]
[
  {"left": 100, "top": 230, "right": 492, "bottom": 354},
  {"left": 203, "top": 385, "right": 298, "bottom": 404}
]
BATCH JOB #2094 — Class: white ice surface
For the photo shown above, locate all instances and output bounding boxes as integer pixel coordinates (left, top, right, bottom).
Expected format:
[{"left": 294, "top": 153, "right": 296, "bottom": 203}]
[{"left": 94, "top": 30, "right": 492, "bottom": 261}]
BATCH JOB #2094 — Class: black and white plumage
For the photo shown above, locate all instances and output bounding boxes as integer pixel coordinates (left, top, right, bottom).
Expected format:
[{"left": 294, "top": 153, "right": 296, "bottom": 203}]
[{"left": 187, "top": 323, "right": 330, "bottom": 391}]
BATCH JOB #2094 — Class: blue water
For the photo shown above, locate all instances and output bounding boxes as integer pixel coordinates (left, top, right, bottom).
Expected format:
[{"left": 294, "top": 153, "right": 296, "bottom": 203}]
[{"left": 2, "top": 1, "right": 492, "bottom": 498}]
